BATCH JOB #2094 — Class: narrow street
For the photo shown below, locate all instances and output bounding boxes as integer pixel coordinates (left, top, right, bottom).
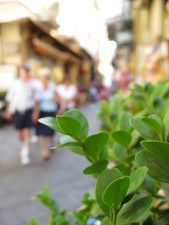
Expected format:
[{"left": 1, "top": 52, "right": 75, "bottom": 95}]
[{"left": 0, "top": 103, "right": 100, "bottom": 225}]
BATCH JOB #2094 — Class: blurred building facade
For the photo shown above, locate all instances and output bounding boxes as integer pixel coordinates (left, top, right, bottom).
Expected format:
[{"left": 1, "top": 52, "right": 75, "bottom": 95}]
[
  {"left": 0, "top": 0, "right": 93, "bottom": 92},
  {"left": 106, "top": 0, "right": 169, "bottom": 85},
  {"left": 131, "top": 0, "right": 169, "bottom": 83}
]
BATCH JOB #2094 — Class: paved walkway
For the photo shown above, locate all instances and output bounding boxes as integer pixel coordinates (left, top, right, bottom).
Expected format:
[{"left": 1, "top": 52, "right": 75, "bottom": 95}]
[{"left": 0, "top": 103, "right": 100, "bottom": 225}]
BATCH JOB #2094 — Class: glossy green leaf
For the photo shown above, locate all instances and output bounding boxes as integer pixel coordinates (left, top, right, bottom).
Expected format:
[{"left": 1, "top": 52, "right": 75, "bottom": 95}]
[
  {"left": 163, "top": 109, "right": 169, "bottom": 140},
  {"left": 121, "top": 192, "right": 135, "bottom": 207},
  {"left": 141, "top": 140, "right": 169, "bottom": 159},
  {"left": 83, "top": 132, "right": 109, "bottom": 158},
  {"left": 128, "top": 130, "right": 140, "bottom": 148},
  {"left": 103, "top": 177, "right": 130, "bottom": 210},
  {"left": 101, "top": 217, "right": 111, "bottom": 225},
  {"left": 57, "top": 135, "right": 86, "bottom": 156},
  {"left": 51, "top": 142, "right": 82, "bottom": 150},
  {"left": 128, "top": 166, "right": 148, "bottom": 194},
  {"left": 38, "top": 117, "right": 63, "bottom": 133},
  {"left": 136, "top": 150, "right": 169, "bottom": 183},
  {"left": 149, "top": 114, "right": 163, "bottom": 126},
  {"left": 142, "top": 175, "right": 157, "bottom": 193},
  {"left": 51, "top": 214, "right": 70, "bottom": 225},
  {"left": 51, "top": 199, "right": 60, "bottom": 212},
  {"left": 137, "top": 140, "right": 169, "bottom": 182},
  {"left": 141, "top": 117, "right": 162, "bottom": 139},
  {"left": 51, "top": 133, "right": 82, "bottom": 150},
  {"left": 56, "top": 116, "right": 81, "bottom": 140},
  {"left": 120, "top": 112, "right": 133, "bottom": 131},
  {"left": 96, "top": 168, "right": 122, "bottom": 218},
  {"left": 64, "top": 109, "right": 89, "bottom": 142},
  {"left": 64, "top": 146, "right": 86, "bottom": 156},
  {"left": 36, "top": 185, "right": 50, "bottom": 203},
  {"left": 35, "top": 185, "right": 58, "bottom": 211},
  {"left": 60, "top": 135, "right": 76, "bottom": 144},
  {"left": 130, "top": 117, "right": 157, "bottom": 140},
  {"left": 113, "top": 143, "right": 126, "bottom": 160},
  {"left": 83, "top": 160, "right": 108, "bottom": 175},
  {"left": 112, "top": 130, "right": 131, "bottom": 149},
  {"left": 115, "top": 164, "right": 130, "bottom": 176},
  {"left": 117, "top": 196, "right": 154, "bottom": 225},
  {"left": 121, "top": 193, "right": 137, "bottom": 208}
]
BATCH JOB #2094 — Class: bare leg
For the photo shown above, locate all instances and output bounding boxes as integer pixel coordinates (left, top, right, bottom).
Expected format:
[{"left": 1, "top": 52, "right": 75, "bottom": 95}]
[
  {"left": 49, "top": 135, "right": 54, "bottom": 147},
  {"left": 49, "top": 135, "right": 55, "bottom": 153},
  {"left": 40, "top": 136, "right": 49, "bottom": 162},
  {"left": 22, "top": 128, "right": 31, "bottom": 147},
  {"left": 16, "top": 130, "right": 23, "bottom": 142},
  {"left": 19, "top": 128, "right": 31, "bottom": 165}
]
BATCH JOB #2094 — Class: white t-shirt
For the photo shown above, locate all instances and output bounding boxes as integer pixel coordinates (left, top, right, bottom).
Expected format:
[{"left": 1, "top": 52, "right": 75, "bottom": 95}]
[
  {"left": 56, "top": 84, "right": 77, "bottom": 109},
  {"left": 39, "top": 81, "right": 57, "bottom": 112},
  {"left": 6, "top": 79, "right": 40, "bottom": 113}
]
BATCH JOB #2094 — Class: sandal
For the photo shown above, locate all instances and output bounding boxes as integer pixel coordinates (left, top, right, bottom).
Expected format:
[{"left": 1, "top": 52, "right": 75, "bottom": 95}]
[{"left": 40, "top": 153, "right": 50, "bottom": 163}]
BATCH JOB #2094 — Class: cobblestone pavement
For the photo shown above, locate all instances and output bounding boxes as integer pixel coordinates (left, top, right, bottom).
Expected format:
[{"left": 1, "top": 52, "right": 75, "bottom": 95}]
[{"left": 0, "top": 103, "right": 100, "bottom": 225}]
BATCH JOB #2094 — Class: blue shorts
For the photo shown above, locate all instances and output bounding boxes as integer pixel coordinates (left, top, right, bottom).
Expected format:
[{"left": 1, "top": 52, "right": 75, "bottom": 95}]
[{"left": 38, "top": 111, "right": 56, "bottom": 136}]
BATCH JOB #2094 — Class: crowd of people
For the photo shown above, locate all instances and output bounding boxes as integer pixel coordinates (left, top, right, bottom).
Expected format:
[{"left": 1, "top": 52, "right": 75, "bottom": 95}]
[
  {"left": 5, "top": 65, "right": 78, "bottom": 165},
  {"left": 4, "top": 63, "right": 133, "bottom": 166}
]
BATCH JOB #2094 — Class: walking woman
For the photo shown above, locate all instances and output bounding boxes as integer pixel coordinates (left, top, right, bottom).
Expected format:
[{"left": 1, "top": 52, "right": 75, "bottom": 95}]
[
  {"left": 56, "top": 75, "right": 78, "bottom": 114},
  {"left": 37, "top": 67, "right": 59, "bottom": 162}
]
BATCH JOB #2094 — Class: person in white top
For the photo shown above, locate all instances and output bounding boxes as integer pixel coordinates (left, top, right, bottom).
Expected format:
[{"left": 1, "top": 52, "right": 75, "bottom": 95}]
[
  {"left": 56, "top": 75, "right": 78, "bottom": 114},
  {"left": 5, "top": 65, "right": 40, "bottom": 165}
]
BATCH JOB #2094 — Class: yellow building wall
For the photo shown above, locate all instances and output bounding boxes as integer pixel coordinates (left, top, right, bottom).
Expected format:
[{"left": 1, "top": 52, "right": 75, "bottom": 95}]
[
  {"left": 131, "top": 0, "right": 167, "bottom": 79},
  {"left": 2, "top": 55, "right": 21, "bottom": 65},
  {"left": 1, "top": 23, "right": 20, "bottom": 41},
  {"left": 0, "top": 34, "right": 2, "bottom": 63},
  {"left": 139, "top": 7, "right": 150, "bottom": 44},
  {"left": 150, "top": 0, "right": 164, "bottom": 41},
  {"left": 1, "top": 23, "right": 21, "bottom": 65}
]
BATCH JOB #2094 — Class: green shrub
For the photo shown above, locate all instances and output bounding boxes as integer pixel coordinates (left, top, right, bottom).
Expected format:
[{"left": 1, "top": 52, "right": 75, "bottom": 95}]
[{"left": 28, "top": 81, "right": 169, "bottom": 225}]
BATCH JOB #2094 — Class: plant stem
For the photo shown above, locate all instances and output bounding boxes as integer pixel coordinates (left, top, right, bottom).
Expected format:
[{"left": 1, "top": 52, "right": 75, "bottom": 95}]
[{"left": 112, "top": 209, "right": 117, "bottom": 225}]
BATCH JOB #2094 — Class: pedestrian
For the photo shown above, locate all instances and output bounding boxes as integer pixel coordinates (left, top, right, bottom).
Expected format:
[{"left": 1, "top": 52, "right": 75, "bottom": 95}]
[
  {"left": 5, "top": 65, "right": 40, "bottom": 165},
  {"left": 37, "top": 67, "right": 59, "bottom": 163},
  {"left": 29, "top": 71, "right": 41, "bottom": 144},
  {"left": 56, "top": 75, "right": 78, "bottom": 114}
]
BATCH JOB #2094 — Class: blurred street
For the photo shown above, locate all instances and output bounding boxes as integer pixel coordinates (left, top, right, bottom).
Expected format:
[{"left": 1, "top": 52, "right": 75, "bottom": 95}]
[
  {"left": 0, "top": 103, "right": 99, "bottom": 225},
  {"left": 0, "top": 0, "right": 168, "bottom": 224}
]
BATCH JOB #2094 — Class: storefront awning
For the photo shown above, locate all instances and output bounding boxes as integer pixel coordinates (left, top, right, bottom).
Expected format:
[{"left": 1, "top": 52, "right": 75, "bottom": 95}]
[{"left": 33, "top": 38, "right": 81, "bottom": 64}]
